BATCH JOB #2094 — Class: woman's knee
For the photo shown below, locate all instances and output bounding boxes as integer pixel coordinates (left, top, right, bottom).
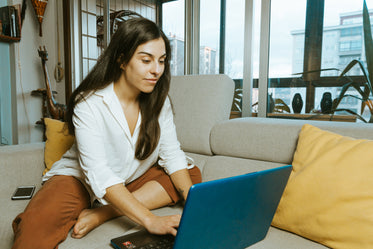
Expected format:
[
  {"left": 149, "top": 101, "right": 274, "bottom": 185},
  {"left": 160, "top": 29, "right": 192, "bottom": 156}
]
[{"left": 12, "top": 176, "right": 91, "bottom": 248}]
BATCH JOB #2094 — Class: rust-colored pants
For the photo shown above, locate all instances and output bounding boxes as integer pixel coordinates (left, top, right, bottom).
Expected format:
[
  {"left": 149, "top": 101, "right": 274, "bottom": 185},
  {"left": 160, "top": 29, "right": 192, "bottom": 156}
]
[{"left": 12, "top": 166, "right": 201, "bottom": 249}]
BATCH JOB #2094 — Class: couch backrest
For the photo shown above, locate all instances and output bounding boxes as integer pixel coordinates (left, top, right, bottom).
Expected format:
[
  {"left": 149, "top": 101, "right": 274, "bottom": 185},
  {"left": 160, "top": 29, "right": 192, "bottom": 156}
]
[
  {"left": 169, "top": 74, "right": 235, "bottom": 155},
  {"left": 211, "top": 117, "right": 373, "bottom": 164}
]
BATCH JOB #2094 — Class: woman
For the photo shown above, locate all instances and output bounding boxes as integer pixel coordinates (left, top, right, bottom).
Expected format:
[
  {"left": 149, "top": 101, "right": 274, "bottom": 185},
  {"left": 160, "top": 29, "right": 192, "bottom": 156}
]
[{"left": 12, "top": 18, "right": 201, "bottom": 249}]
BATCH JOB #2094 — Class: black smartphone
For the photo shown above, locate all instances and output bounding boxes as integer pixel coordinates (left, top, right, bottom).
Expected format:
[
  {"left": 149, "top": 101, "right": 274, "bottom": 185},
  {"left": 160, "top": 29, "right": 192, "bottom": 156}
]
[{"left": 11, "top": 186, "right": 36, "bottom": 200}]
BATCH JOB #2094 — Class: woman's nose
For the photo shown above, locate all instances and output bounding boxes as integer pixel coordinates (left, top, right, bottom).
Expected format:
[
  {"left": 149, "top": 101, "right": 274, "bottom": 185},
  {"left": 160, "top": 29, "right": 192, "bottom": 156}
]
[{"left": 150, "top": 62, "right": 163, "bottom": 75}]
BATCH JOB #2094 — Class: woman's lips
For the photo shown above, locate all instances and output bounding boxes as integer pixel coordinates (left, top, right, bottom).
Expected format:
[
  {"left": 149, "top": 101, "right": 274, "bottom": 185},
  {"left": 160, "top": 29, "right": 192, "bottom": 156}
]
[{"left": 145, "top": 78, "right": 158, "bottom": 84}]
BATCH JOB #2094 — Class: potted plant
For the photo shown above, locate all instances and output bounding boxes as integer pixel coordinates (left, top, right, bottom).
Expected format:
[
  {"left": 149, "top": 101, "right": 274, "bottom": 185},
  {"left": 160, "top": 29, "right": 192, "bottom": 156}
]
[{"left": 331, "top": 0, "right": 373, "bottom": 123}]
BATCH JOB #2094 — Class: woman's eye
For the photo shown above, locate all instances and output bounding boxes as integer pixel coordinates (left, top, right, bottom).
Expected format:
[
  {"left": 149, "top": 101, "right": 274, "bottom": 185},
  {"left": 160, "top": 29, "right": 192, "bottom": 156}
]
[
  {"left": 159, "top": 60, "right": 165, "bottom": 64},
  {"left": 142, "top": 59, "right": 151, "bottom": 63}
]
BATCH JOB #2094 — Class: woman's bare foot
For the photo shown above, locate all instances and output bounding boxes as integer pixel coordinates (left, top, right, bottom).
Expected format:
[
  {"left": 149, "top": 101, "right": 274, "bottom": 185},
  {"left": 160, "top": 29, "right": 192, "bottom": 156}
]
[
  {"left": 72, "top": 209, "right": 102, "bottom": 239},
  {"left": 72, "top": 206, "right": 122, "bottom": 239}
]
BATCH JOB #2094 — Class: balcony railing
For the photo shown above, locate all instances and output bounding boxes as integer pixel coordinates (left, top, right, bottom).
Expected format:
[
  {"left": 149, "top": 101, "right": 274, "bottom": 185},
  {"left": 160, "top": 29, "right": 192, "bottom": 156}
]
[{"left": 231, "top": 75, "right": 369, "bottom": 122}]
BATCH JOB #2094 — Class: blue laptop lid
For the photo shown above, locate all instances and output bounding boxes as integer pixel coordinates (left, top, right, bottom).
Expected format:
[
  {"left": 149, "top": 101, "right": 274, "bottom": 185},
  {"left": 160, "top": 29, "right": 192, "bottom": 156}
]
[{"left": 173, "top": 165, "right": 292, "bottom": 249}]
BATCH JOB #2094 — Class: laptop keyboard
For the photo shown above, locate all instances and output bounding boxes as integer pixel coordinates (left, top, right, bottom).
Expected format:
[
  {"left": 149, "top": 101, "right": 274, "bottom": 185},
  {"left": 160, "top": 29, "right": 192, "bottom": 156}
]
[{"left": 137, "top": 237, "right": 174, "bottom": 249}]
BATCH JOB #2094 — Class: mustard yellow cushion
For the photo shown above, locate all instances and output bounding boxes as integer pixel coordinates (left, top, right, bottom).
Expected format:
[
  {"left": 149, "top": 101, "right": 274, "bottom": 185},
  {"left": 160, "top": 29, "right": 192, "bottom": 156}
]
[
  {"left": 43, "top": 118, "right": 74, "bottom": 175},
  {"left": 272, "top": 124, "right": 373, "bottom": 249}
]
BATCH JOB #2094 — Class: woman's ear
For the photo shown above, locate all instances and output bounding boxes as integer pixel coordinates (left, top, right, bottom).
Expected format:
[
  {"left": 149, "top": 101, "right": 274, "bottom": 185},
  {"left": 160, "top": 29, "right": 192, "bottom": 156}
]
[{"left": 117, "top": 54, "right": 125, "bottom": 70}]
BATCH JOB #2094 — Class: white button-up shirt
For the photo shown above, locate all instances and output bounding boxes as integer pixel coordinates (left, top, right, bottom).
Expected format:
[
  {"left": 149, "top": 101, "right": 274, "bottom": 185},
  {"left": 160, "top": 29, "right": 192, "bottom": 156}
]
[{"left": 43, "top": 83, "right": 189, "bottom": 204}]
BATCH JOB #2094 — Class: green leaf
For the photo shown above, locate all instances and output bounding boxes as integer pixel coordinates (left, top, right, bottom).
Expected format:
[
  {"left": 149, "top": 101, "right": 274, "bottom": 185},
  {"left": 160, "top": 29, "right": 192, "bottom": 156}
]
[
  {"left": 339, "top": 60, "right": 370, "bottom": 91},
  {"left": 350, "top": 82, "right": 367, "bottom": 98},
  {"left": 273, "top": 98, "right": 291, "bottom": 113},
  {"left": 365, "top": 99, "right": 373, "bottom": 114},
  {"left": 336, "top": 59, "right": 372, "bottom": 106},
  {"left": 292, "top": 68, "right": 340, "bottom": 76},
  {"left": 339, "top": 60, "right": 359, "bottom": 77},
  {"left": 361, "top": 100, "right": 367, "bottom": 115},
  {"left": 364, "top": 84, "right": 370, "bottom": 97},
  {"left": 333, "top": 108, "right": 368, "bottom": 123},
  {"left": 341, "top": 94, "right": 365, "bottom": 102},
  {"left": 363, "top": 0, "right": 373, "bottom": 91},
  {"left": 333, "top": 82, "right": 356, "bottom": 108}
]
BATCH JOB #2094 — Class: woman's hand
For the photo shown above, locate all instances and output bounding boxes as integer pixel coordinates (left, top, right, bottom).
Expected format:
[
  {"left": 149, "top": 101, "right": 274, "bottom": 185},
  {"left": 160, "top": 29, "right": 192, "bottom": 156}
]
[
  {"left": 104, "top": 184, "right": 182, "bottom": 236},
  {"left": 143, "top": 214, "right": 181, "bottom": 236}
]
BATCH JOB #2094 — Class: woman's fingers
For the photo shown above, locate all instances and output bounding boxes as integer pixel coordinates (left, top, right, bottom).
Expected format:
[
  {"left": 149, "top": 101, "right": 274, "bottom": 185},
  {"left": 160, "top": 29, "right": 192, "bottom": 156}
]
[{"left": 144, "top": 214, "right": 181, "bottom": 236}]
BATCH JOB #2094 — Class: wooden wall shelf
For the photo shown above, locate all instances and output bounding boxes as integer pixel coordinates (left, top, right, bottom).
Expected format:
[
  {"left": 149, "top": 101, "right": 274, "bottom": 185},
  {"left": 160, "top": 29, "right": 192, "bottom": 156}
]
[
  {"left": 0, "top": 34, "right": 21, "bottom": 43},
  {"left": 0, "top": 4, "right": 23, "bottom": 43}
]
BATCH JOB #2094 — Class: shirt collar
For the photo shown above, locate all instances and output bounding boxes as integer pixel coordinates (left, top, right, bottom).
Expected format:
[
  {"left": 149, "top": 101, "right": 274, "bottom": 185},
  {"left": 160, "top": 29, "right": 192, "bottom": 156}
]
[
  {"left": 94, "top": 82, "right": 115, "bottom": 104},
  {"left": 94, "top": 82, "right": 142, "bottom": 144}
]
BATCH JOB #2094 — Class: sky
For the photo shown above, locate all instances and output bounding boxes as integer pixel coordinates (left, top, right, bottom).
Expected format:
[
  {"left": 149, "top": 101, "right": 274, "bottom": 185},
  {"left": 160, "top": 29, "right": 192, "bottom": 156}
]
[{"left": 162, "top": 0, "right": 373, "bottom": 79}]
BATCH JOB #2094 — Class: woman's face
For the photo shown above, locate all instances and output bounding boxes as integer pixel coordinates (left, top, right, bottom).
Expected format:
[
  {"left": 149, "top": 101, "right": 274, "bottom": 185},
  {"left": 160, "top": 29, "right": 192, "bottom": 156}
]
[{"left": 121, "top": 37, "right": 167, "bottom": 95}]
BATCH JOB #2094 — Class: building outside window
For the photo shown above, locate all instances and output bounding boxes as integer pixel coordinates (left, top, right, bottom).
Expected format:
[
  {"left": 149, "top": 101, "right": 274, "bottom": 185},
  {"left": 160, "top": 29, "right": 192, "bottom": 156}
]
[
  {"left": 162, "top": 0, "right": 185, "bottom": 75},
  {"left": 162, "top": 0, "right": 246, "bottom": 80},
  {"left": 289, "top": 2, "right": 372, "bottom": 120},
  {"left": 267, "top": 0, "right": 373, "bottom": 122}
]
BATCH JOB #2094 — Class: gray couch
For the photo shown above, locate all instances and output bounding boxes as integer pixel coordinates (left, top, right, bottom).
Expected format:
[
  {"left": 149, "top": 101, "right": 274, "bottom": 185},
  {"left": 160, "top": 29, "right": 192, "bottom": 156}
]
[{"left": 2, "top": 74, "right": 373, "bottom": 249}]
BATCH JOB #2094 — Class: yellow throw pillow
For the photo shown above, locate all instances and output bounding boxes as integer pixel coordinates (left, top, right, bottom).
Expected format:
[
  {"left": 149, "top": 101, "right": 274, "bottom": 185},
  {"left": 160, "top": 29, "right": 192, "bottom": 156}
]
[
  {"left": 43, "top": 118, "right": 75, "bottom": 175},
  {"left": 272, "top": 124, "right": 373, "bottom": 249}
]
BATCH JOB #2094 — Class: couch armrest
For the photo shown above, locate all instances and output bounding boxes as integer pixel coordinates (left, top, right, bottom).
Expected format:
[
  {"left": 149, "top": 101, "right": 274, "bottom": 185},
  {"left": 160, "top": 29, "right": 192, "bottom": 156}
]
[{"left": 0, "top": 143, "right": 45, "bottom": 197}]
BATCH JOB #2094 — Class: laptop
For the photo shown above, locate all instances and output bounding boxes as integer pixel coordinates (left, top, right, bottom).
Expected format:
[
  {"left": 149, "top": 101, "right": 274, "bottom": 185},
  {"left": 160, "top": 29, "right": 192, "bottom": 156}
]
[{"left": 111, "top": 165, "right": 292, "bottom": 249}]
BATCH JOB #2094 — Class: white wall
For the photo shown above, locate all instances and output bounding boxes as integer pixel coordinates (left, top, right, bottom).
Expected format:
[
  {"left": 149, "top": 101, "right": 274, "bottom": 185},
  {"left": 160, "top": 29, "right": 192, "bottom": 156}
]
[
  {"left": 9, "top": 0, "right": 65, "bottom": 144},
  {"left": 4, "top": 0, "right": 157, "bottom": 144}
]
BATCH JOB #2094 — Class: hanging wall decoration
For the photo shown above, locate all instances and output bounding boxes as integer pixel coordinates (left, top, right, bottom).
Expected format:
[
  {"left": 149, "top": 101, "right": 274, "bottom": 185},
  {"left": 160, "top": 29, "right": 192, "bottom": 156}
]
[{"left": 31, "top": 0, "right": 48, "bottom": 36}]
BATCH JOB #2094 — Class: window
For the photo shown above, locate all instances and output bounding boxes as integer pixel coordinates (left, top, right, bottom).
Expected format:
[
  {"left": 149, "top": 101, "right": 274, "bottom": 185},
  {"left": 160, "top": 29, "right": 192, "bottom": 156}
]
[
  {"left": 157, "top": 0, "right": 373, "bottom": 122},
  {"left": 339, "top": 40, "right": 362, "bottom": 52},
  {"left": 264, "top": 0, "right": 373, "bottom": 122},
  {"left": 225, "top": 0, "right": 245, "bottom": 79},
  {"left": 351, "top": 40, "right": 362, "bottom": 50},
  {"left": 162, "top": 0, "right": 185, "bottom": 76},
  {"left": 161, "top": 0, "right": 260, "bottom": 116},
  {"left": 199, "top": 0, "right": 220, "bottom": 75},
  {"left": 340, "top": 27, "right": 362, "bottom": 37},
  {"left": 80, "top": 0, "right": 157, "bottom": 80},
  {"left": 81, "top": 0, "right": 99, "bottom": 80},
  {"left": 267, "top": 0, "right": 307, "bottom": 114},
  {"left": 339, "top": 41, "right": 350, "bottom": 52}
]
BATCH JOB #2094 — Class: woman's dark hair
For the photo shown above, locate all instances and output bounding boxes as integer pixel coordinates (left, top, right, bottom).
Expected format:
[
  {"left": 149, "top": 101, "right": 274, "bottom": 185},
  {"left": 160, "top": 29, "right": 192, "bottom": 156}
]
[{"left": 65, "top": 18, "right": 171, "bottom": 160}]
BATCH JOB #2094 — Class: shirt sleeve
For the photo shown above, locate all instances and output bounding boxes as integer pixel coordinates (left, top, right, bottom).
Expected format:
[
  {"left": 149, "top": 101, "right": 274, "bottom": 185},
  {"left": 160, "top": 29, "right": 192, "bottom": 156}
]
[
  {"left": 73, "top": 99, "right": 123, "bottom": 200},
  {"left": 157, "top": 97, "right": 189, "bottom": 174}
]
